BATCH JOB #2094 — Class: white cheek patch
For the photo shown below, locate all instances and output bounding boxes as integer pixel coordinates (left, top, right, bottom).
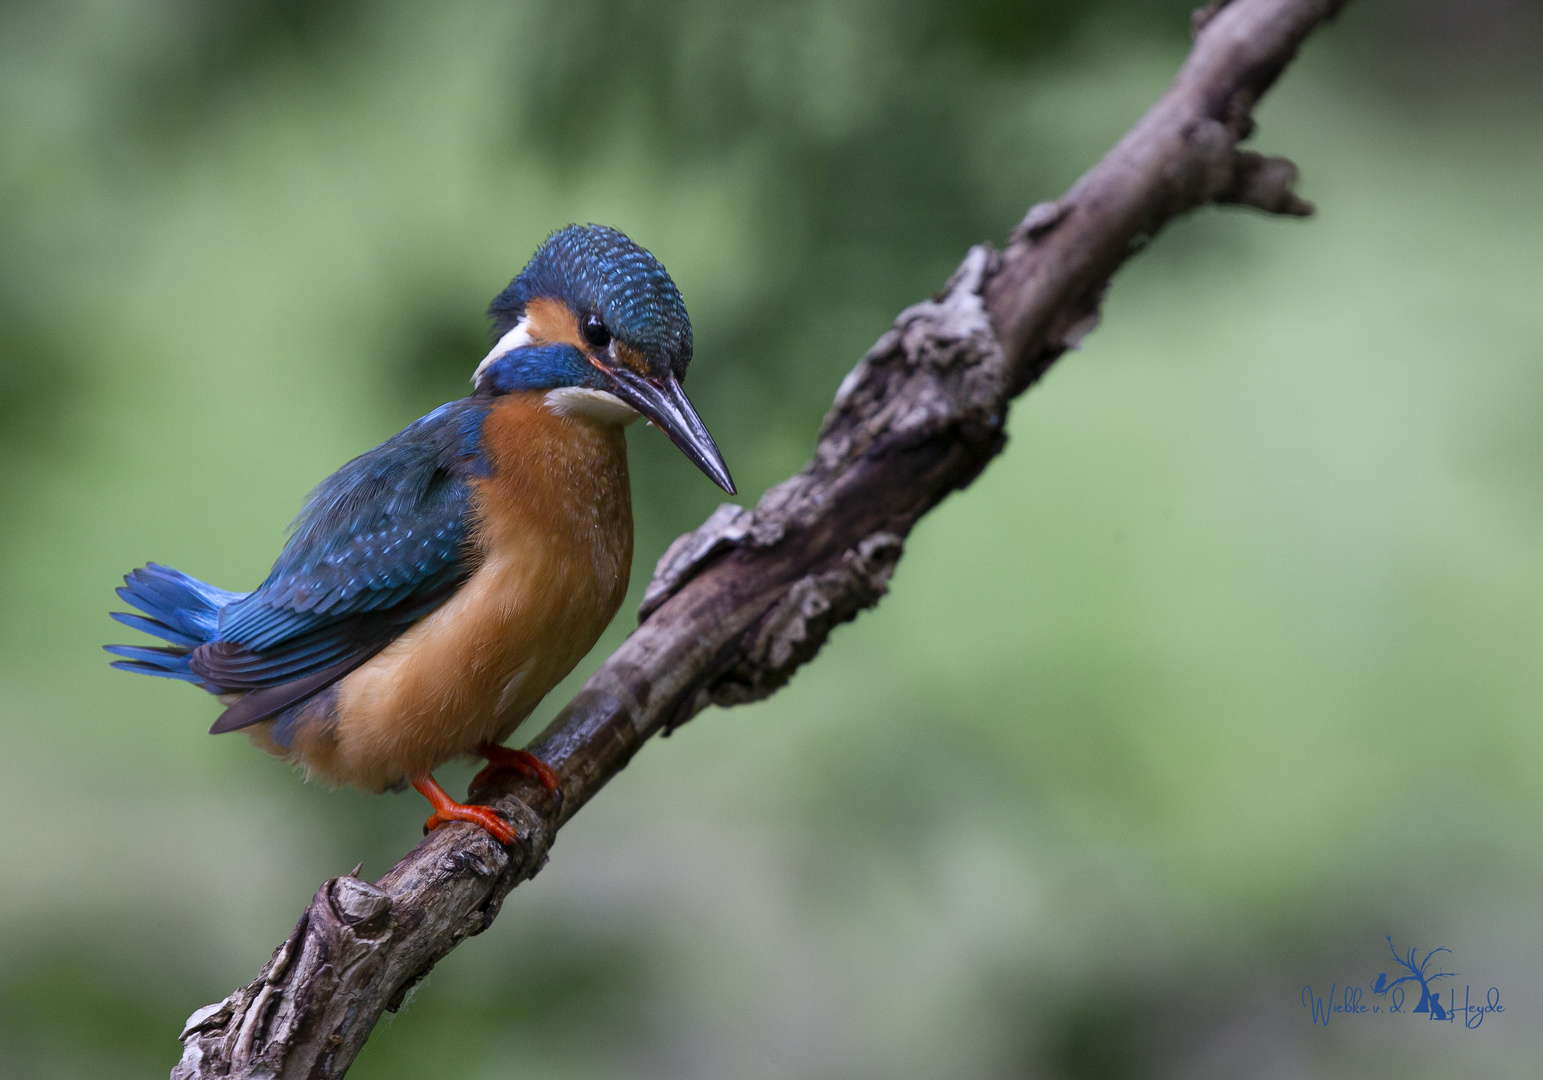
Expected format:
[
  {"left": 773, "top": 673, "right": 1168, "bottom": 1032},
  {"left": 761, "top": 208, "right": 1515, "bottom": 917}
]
[
  {"left": 542, "top": 386, "right": 641, "bottom": 426},
  {"left": 472, "top": 317, "right": 534, "bottom": 385}
]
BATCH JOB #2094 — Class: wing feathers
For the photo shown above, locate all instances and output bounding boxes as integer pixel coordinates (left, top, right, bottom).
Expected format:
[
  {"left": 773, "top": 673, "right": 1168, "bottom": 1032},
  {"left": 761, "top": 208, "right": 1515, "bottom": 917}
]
[
  {"left": 191, "top": 398, "right": 489, "bottom": 709},
  {"left": 208, "top": 652, "right": 381, "bottom": 734}
]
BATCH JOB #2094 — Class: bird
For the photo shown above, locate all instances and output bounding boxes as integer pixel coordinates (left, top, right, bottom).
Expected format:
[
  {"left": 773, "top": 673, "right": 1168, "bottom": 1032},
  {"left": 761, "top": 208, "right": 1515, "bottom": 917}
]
[{"left": 106, "top": 224, "right": 734, "bottom": 845}]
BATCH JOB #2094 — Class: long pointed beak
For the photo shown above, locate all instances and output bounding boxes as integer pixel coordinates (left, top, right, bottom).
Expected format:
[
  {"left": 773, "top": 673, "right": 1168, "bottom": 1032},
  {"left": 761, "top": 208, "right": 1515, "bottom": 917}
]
[{"left": 603, "top": 365, "right": 736, "bottom": 494}]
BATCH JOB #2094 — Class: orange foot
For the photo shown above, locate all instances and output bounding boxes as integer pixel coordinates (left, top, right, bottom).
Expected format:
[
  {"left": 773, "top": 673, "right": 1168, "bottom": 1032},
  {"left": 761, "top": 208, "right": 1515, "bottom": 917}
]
[
  {"left": 415, "top": 774, "right": 515, "bottom": 845},
  {"left": 471, "top": 742, "right": 562, "bottom": 806}
]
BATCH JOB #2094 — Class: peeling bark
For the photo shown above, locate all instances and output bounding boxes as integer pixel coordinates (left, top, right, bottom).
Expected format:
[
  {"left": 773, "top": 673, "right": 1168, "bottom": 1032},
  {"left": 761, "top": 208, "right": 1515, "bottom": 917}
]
[{"left": 172, "top": 1, "right": 1348, "bottom": 1075}]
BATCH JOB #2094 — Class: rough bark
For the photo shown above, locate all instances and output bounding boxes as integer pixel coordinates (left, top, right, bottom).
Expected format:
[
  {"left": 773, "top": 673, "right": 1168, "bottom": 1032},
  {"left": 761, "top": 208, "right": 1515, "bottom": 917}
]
[{"left": 171, "top": 1, "right": 1350, "bottom": 1075}]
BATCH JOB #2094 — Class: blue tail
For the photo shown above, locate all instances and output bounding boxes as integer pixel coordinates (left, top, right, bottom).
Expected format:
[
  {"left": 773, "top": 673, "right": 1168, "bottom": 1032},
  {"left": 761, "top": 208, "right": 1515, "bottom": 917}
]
[{"left": 106, "top": 563, "right": 245, "bottom": 686}]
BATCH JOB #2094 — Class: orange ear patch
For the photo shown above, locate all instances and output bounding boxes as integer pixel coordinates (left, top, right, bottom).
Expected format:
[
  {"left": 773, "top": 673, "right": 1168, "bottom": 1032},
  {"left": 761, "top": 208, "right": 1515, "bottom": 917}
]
[{"left": 523, "top": 297, "right": 586, "bottom": 350}]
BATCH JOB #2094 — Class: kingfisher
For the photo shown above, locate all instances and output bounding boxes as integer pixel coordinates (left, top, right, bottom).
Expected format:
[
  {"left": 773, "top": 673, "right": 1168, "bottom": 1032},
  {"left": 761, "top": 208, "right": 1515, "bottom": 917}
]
[{"left": 106, "top": 224, "right": 733, "bottom": 845}]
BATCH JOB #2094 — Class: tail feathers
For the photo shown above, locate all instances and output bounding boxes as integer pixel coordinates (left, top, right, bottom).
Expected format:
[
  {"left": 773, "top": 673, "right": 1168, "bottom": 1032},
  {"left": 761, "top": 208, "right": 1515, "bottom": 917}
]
[
  {"left": 105, "top": 643, "right": 202, "bottom": 683},
  {"left": 108, "top": 563, "right": 245, "bottom": 688},
  {"left": 110, "top": 610, "right": 200, "bottom": 648},
  {"left": 115, "top": 563, "right": 242, "bottom": 644}
]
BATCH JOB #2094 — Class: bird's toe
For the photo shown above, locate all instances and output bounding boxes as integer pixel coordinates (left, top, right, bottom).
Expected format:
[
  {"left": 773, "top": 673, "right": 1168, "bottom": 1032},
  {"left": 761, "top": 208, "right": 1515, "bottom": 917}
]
[
  {"left": 472, "top": 744, "right": 563, "bottom": 809},
  {"left": 423, "top": 805, "right": 516, "bottom": 845}
]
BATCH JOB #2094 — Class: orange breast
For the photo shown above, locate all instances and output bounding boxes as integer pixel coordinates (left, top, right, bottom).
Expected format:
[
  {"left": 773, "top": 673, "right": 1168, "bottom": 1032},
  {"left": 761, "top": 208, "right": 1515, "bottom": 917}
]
[{"left": 277, "top": 392, "right": 634, "bottom": 792}]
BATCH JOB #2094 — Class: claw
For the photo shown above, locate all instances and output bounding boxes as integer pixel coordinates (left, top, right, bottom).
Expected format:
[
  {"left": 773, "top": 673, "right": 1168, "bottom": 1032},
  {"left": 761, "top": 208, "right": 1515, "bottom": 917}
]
[{"left": 413, "top": 774, "right": 515, "bottom": 845}]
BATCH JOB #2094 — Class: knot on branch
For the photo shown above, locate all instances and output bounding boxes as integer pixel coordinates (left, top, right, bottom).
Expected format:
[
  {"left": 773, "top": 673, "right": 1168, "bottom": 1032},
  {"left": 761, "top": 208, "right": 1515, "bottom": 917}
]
[
  {"left": 695, "top": 530, "right": 904, "bottom": 712},
  {"left": 1178, "top": 113, "right": 1312, "bottom": 219},
  {"left": 1216, "top": 150, "right": 1313, "bottom": 215},
  {"left": 1009, "top": 199, "right": 1072, "bottom": 245},
  {"left": 332, "top": 874, "right": 393, "bottom": 935},
  {"left": 1139, "top": 107, "right": 1312, "bottom": 228}
]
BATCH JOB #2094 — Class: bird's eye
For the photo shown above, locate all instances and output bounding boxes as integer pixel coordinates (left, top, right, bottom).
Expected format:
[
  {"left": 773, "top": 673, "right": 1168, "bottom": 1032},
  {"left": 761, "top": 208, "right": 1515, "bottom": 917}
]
[{"left": 581, "top": 313, "right": 611, "bottom": 349}]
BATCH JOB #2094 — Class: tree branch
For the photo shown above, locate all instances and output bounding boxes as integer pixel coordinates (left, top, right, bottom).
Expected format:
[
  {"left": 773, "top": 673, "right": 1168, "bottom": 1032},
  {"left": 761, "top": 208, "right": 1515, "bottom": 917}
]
[{"left": 171, "top": 1, "right": 1349, "bottom": 1075}]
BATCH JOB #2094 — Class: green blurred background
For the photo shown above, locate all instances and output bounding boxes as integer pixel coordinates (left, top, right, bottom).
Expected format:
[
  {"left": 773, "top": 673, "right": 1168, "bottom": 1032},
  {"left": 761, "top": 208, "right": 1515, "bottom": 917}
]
[{"left": 2, "top": 0, "right": 1542, "bottom": 1076}]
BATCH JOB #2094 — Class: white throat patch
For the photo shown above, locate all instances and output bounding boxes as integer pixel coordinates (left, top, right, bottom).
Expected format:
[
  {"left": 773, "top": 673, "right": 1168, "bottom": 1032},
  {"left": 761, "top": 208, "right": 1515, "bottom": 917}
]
[
  {"left": 472, "top": 318, "right": 534, "bottom": 385},
  {"left": 542, "top": 386, "right": 640, "bottom": 426}
]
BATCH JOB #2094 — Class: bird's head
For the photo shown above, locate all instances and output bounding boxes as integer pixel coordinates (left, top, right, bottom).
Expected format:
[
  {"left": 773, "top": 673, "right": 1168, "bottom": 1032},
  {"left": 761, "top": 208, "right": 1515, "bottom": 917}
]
[{"left": 474, "top": 224, "right": 734, "bottom": 494}]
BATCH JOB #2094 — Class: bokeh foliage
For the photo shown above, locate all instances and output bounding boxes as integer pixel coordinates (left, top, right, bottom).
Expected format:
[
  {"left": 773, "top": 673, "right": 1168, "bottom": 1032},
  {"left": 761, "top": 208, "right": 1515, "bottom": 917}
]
[{"left": 2, "top": 1, "right": 1542, "bottom": 1078}]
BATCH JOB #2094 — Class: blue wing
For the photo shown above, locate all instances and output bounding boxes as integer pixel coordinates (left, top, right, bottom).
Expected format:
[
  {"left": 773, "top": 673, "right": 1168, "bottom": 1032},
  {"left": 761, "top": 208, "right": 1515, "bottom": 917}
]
[{"left": 192, "top": 398, "right": 491, "bottom": 730}]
